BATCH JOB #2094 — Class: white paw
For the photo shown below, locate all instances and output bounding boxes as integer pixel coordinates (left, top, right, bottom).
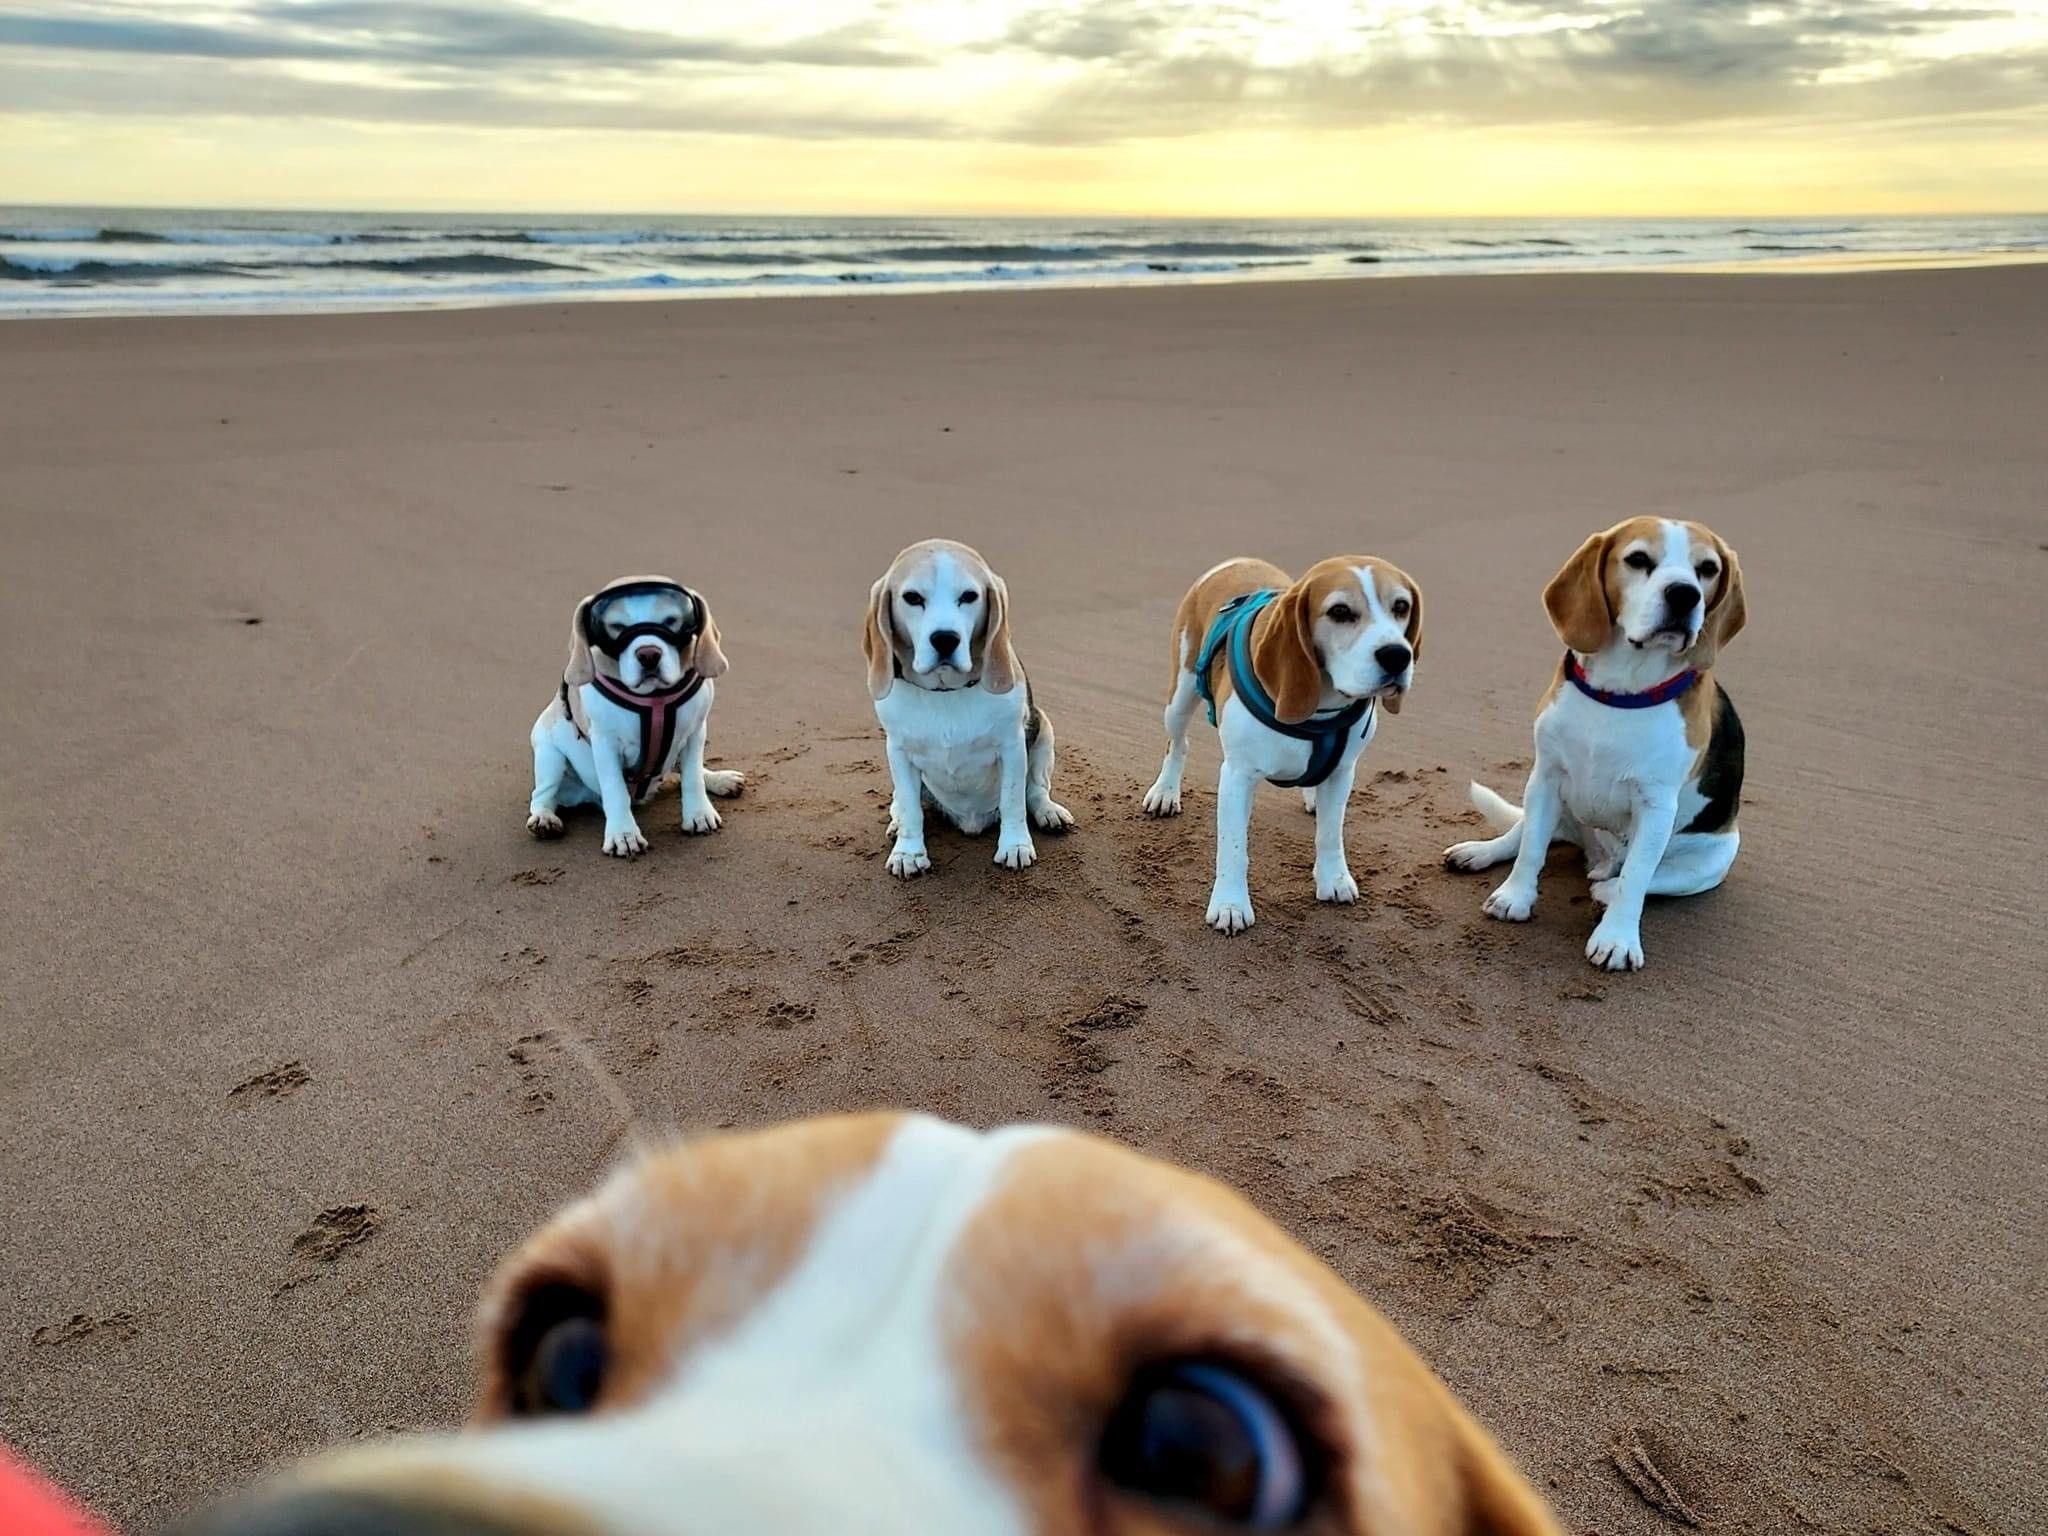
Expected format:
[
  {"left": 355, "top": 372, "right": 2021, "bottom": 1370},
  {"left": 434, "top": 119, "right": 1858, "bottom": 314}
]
[
  {"left": 1317, "top": 869, "right": 1359, "bottom": 904},
  {"left": 680, "top": 803, "right": 723, "bottom": 835},
  {"left": 1141, "top": 780, "right": 1182, "bottom": 817},
  {"left": 703, "top": 769, "right": 746, "bottom": 798},
  {"left": 526, "top": 809, "right": 564, "bottom": 840},
  {"left": 1587, "top": 919, "right": 1645, "bottom": 971},
  {"left": 602, "top": 822, "right": 648, "bottom": 858},
  {"left": 994, "top": 838, "right": 1037, "bottom": 871},
  {"left": 1031, "top": 799, "right": 1076, "bottom": 832},
  {"left": 886, "top": 844, "right": 930, "bottom": 879},
  {"left": 1206, "top": 894, "right": 1256, "bottom": 935},
  {"left": 1301, "top": 788, "right": 1318, "bottom": 815},
  {"left": 1589, "top": 877, "right": 1620, "bottom": 907},
  {"left": 1483, "top": 883, "right": 1536, "bottom": 921},
  {"left": 1444, "top": 839, "right": 1503, "bottom": 872}
]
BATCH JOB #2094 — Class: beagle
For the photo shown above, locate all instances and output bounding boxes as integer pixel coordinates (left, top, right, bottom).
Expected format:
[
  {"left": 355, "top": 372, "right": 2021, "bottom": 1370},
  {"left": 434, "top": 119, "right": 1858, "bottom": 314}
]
[
  {"left": 183, "top": 1112, "right": 1563, "bottom": 1536},
  {"left": 1444, "top": 517, "right": 1748, "bottom": 971},
  {"left": 864, "top": 539, "right": 1072, "bottom": 878},
  {"left": 1143, "top": 558, "right": 1423, "bottom": 934},
  {"left": 527, "top": 575, "right": 743, "bottom": 857}
]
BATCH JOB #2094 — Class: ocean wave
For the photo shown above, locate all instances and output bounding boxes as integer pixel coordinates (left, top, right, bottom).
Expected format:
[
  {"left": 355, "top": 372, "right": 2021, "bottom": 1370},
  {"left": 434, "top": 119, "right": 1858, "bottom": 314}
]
[
  {"left": 1, "top": 255, "right": 259, "bottom": 282},
  {"left": 1743, "top": 243, "right": 1852, "bottom": 253},
  {"left": 2, "top": 251, "right": 586, "bottom": 283}
]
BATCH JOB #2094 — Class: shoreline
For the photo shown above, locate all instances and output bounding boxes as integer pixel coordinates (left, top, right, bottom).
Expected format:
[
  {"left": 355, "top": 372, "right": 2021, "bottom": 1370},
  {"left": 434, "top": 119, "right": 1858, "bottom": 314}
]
[{"left": 5, "top": 242, "right": 2044, "bottom": 323}]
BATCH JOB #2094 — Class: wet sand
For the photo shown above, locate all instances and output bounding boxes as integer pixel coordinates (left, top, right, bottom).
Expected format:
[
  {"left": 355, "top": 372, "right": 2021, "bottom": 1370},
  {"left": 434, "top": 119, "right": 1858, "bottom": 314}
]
[{"left": 1, "top": 267, "right": 2043, "bottom": 1533}]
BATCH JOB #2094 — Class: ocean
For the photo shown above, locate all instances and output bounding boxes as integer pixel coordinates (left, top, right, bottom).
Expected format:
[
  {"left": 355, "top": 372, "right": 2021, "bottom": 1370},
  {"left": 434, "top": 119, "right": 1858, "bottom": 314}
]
[{"left": 2, "top": 208, "right": 2042, "bottom": 318}]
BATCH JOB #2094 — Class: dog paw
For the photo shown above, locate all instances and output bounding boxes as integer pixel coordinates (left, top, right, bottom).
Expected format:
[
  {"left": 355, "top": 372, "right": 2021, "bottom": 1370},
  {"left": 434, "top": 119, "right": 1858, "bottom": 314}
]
[
  {"left": 1316, "top": 869, "right": 1359, "bottom": 905},
  {"left": 1302, "top": 788, "right": 1318, "bottom": 815},
  {"left": 526, "top": 810, "right": 564, "bottom": 840},
  {"left": 994, "top": 838, "right": 1038, "bottom": 871},
  {"left": 1589, "top": 877, "right": 1620, "bottom": 907},
  {"left": 680, "top": 803, "right": 723, "bottom": 835},
  {"left": 1206, "top": 894, "right": 1256, "bottom": 935},
  {"left": 1141, "top": 781, "right": 1183, "bottom": 817},
  {"left": 601, "top": 823, "right": 649, "bottom": 858},
  {"left": 886, "top": 844, "right": 930, "bottom": 879},
  {"left": 1482, "top": 883, "right": 1536, "bottom": 921},
  {"left": 703, "top": 769, "right": 746, "bottom": 799},
  {"left": 1444, "top": 839, "right": 1501, "bottom": 872},
  {"left": 1031, "top": 799, "right": 1076, "bottom": 832},
  {"left": 1586, "top": 919, "right": 1645, "bottom": 971}
]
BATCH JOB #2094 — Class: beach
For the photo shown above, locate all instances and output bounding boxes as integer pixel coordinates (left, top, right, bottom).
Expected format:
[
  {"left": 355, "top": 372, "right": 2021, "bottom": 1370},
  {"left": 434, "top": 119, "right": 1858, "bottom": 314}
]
[{"left": 1, "top": 267, "right": 2043, "bottom": 1534}]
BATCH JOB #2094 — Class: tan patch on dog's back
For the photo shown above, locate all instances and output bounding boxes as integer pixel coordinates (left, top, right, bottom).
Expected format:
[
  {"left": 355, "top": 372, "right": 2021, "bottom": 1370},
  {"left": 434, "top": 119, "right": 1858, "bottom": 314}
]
[
  {"left": 473, "top": 1112, "right": 901, "bottom": 1417},
  {"left": 1169, "top": 558, "right": 1291, "bottom": 708}
]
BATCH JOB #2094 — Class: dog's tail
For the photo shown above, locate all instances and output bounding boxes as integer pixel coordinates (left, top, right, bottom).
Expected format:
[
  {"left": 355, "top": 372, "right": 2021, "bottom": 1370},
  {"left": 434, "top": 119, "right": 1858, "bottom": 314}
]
[{"left": 1469, "top": 781, "right": 1523, "bottom": 833}]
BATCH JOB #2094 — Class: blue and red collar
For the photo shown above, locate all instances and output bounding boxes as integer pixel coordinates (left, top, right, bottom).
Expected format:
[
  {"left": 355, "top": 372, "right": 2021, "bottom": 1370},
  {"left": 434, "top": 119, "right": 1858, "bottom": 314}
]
[{"left": 1563, "top": 650, "right": 1698, "bottom": 709}]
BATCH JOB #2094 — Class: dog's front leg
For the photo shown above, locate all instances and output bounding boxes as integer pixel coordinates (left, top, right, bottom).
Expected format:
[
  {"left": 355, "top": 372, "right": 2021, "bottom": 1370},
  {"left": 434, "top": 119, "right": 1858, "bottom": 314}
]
[
  {"left": 1206, "top": 760, "right": 1258, "bottom": 933},
  {"left": 676, "top": 719, "right": 723, "bottom": 835},
  {"left": 1312, "top": 757, "right": 1361, "bottom": 904},
  {"left": 992, "top": 729, "right": 1037, "bottom": 870},
  {"left": 1483, "top": 759, "right": 1562, "bottom": 920},
  {"left": 591, "top": 738, "right": 648, "bottom": 857},
  {"left": 883, "top": 736, "right": 931, "bottom": 878},
  {"left": 1585, "top": 789, "right": 1678, "bottom": 971}
]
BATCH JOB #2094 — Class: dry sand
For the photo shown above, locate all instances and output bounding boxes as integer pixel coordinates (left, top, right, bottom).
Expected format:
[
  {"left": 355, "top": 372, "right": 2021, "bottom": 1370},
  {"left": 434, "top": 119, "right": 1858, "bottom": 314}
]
[{"left": 1, "top": 268, "right": 2043, "bottom": 1534}]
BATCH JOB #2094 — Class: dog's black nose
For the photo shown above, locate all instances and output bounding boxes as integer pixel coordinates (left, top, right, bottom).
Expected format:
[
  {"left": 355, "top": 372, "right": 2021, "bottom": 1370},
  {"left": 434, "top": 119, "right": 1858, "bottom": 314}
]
[
  {"left": 172, "top": 1488, "right": 542, "bottom": 1536},
  {"left": 1374, "top": 642, "right": 1412, "bottom": 676},
  {"left": 1663, "top": 583, "right": 1701, "bottom": 616},
  {"left": 634, "top": 643, "right": 664, "bottom": 667},
  {"left": 929, "top": 629, "right": 960, "bottom": 659}
]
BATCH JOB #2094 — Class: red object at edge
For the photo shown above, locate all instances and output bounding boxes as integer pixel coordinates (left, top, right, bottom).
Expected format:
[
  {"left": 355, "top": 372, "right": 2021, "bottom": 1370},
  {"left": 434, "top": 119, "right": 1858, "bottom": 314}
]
[{"left": 0, "top": 1445, "right": 113, "bottom": 1536}]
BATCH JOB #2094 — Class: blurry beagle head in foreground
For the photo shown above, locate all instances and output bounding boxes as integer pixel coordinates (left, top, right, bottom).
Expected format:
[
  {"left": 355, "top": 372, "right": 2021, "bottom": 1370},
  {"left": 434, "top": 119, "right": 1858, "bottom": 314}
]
[{"left": 183, "top": 1114, "right": 1560, "bottom": 1536}]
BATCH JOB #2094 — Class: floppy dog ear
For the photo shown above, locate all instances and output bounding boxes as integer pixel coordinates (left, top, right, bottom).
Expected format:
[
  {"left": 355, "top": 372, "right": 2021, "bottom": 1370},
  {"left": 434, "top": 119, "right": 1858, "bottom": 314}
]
[
  {"left": 1689, "top": 533, "right": 1746, "bottom": 671},
  {"left": 980, "top": 573, "right": 1020, "bottom": 695},
  {"left": 1252, "top": 579, "right": 1325, "bottom": 724},
  {"left": 563, "top": 594, "right": 597, "bottom": 688},
  {"left": 1543, "top": 531, "right": 1615, "bottom": 655},
  {"left": 864, "top": 577, "right": 898, "bottom": 701},
  {"left": 690, "top": 599, "right": 730, "bottom": 680},
  {"left": 1445, "top": 1398, "right": 1566, "bottom": 1536}
]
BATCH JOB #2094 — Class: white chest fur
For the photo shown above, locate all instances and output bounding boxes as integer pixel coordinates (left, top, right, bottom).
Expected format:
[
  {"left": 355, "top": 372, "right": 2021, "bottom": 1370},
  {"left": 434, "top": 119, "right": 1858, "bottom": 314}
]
[
  {"left": 875, "top": 680, "right": 1028, "bottom": 820},
  {"left": 1536, "top": 686, "right": 1697, "bottom": 830}
]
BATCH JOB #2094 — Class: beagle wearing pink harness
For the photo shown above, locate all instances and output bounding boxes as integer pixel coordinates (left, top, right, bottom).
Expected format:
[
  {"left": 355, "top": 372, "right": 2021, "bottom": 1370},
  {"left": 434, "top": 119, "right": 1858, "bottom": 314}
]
[{"left": 527, "top": 575, "right": 743, "bottom": 857}]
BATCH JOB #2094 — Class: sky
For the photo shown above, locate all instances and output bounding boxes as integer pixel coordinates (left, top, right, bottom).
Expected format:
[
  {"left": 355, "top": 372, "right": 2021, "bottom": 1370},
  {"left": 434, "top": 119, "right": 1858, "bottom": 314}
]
[{"left": 2, "top": 0, "right": 2045, "bottom": 215}]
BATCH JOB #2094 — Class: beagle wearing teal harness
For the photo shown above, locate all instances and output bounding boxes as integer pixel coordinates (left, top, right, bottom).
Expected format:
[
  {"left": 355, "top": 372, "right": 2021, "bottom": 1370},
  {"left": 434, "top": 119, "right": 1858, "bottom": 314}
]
[{"left": 1144, "top": 555, "right": 1424, "bottom": 935}]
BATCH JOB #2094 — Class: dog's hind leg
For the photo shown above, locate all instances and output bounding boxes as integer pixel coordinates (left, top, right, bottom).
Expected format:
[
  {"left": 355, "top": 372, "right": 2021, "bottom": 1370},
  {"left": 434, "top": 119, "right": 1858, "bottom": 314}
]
[
  {"left": 528, "top": 729, "right": 571, "bottom": 838},
  {"left": 1142, "top": 654, "right": 1201, "bottom": 817},
  {"left": 1592, "top": 828, "right": 1738, "bottom": 905},
  {"left": 1027, "top": 709, "right": 1075, "bottom": 832}
]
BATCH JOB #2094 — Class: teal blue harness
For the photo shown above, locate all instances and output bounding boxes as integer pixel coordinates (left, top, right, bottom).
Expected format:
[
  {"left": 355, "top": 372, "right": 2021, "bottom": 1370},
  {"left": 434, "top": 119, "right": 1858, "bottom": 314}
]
[{"left": 1195, "top": 589, "right": 1374, "bottom": 790}]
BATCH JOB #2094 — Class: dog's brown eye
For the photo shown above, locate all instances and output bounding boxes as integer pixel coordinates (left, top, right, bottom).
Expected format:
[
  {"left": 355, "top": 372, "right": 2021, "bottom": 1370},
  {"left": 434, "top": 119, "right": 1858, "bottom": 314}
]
[
  {"left": 1325, "top": 604, "right": 1357, "bottom": 625},
  {"left": 1624, "top": 551, "right": 1656, "bottom": 572},
  {"left": 1391, "top": 598, "right": 1411, "bottom": 620},
  {"left": 960, "top": 590, "right": 980, "bottom": 604},
  {"left": 1696, "top": 561, "right": 1720, "bottom": 580},
  {"left": 901, "top": 591, "right": 926, "bottom": 609},
  {"left": 504, "top": 1282, "right": 607, "bottom": 1418},
  {"left": 1101, "top": 1361, "right": 1314, "bottom": 1529}
]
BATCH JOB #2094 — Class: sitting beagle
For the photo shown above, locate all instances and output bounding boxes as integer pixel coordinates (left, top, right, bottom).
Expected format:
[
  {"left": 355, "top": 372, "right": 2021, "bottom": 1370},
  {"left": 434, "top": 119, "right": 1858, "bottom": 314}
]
[
  {"left": 527, "top": 575, "right": 743, "bottom": 857},
  {"left": 864, "top": 539, "right": 1072, "bottom": 878},
  {"left": 1444, "top": 517, "right": 1747, "bottom": 971},
  {"left": 1144, "top": 558, "right": 1422, "bottom": 934},
  {"left": 182, "top": 1112, "right": 1562, "bottom": 1536}
]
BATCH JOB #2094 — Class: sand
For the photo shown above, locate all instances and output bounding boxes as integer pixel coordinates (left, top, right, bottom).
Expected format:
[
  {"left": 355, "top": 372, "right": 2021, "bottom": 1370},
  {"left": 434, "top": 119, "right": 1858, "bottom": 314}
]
[{"left": 1, "top": 268, "right": 2043, "bottom": 1534}]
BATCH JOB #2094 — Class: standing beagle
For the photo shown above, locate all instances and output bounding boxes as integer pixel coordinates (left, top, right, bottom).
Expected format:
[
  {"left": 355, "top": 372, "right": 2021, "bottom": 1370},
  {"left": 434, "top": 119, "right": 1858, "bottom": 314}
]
[
  {"left": 1144, "top": 557, "right": 1423, "bottom": 934},
  {"left": 182, "top": 1113, "right": 1563, "bottom": 1536},
  {"left": 527, "top": 575, "right": 743, "bottom": 857},
  {"left": 1445, "top": 517, "right": 1747, "bottom": 971},
  {"left": 865, "top": 539, "right": 1072, "bottom": 878}
]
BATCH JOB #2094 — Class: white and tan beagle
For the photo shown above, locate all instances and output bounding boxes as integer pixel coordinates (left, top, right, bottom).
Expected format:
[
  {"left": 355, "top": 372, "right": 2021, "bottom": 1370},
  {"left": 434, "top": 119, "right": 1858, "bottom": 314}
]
[
  {"left": 528, "top": 576, "right": 743, "bottom": 857},
  {"left": 1445, "top": 517, "right": 1748, "bottom": 972},
  {"left": 865, "top": 539, "right": 1072, "bottom": 878},
  {"left": 183, "top": 1113, "right": 1562, "bottom": 1536},
  {"left": 1144, "top": 557, "right": 1423, "bottom": 934}
]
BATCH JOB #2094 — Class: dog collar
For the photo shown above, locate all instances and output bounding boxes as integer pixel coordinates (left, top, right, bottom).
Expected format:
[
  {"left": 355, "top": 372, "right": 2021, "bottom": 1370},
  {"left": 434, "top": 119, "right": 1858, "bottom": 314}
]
[
  {"left": 563, "top": 668, "right": 705, "bottom": 802},
  {"left": 1563, "top": 650, "right": 1698, "bottom": 709},
  {"left": 1194, "top": 589, "right": 1372, "bottom": 789}
]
